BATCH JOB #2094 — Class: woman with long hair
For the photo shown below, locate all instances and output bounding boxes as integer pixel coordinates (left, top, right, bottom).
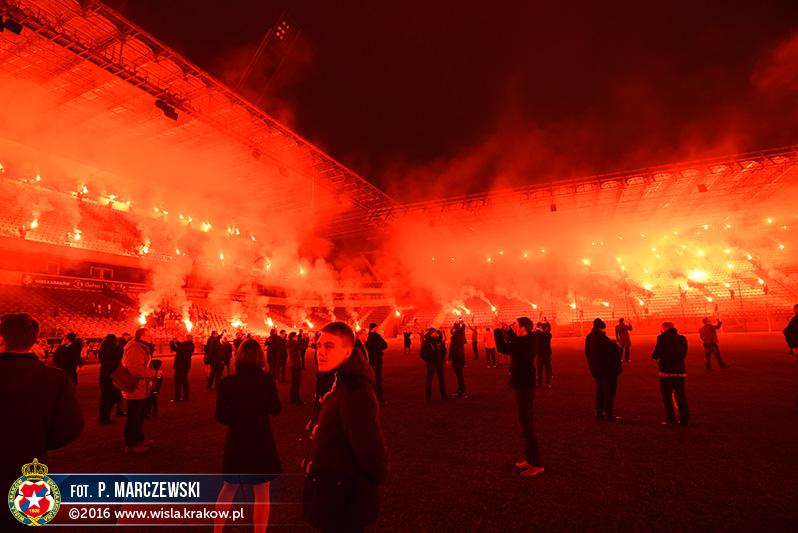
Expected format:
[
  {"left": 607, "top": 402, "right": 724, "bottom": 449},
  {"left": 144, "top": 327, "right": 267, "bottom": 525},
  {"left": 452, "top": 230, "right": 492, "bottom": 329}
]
[{"left": 214, "top": 339, "right": 281, "bottom": 532}]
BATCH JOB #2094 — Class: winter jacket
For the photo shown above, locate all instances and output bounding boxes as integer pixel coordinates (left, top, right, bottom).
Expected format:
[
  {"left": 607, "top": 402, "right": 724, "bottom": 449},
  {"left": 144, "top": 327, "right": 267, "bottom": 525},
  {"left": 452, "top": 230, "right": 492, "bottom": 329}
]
[
  {"left": 585, "top": 328, "right": 622, "bottom": 379},
  {"left": 494, "top": 328, "right": 537, "bottom": 390},
  {"left": 122, "top": 340, "right": 155, "bottom": 400},
  {"left": 652, "top": 328, "right": 688, "bottom": 375},
  {"left": 365, "top": 332, "right": 388, "bottom": 366}
]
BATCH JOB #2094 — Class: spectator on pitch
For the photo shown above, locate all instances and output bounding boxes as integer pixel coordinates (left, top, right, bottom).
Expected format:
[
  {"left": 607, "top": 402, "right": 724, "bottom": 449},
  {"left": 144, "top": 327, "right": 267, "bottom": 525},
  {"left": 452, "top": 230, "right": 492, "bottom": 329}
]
[
  {"left": 585, "top": 318, "right": 623, "bottom": 422},
  {"left": 468, "top": 322, "right": 479, "bottom": 360},
  {"left": 365, "top": 322, "right": 389, "bottom": 405},
  {"left": 783, "top": 304, "right": 798, "bottom": 358},
  {"left": 169, "top": 334, "right": 194, "bottom": 402},
  {"left": 403, "top": 329, "right": 412, "bottom": 354},
  {"left": 287, "top": 332, "right": 304, "bottom": 404},
  {"left": 122, "top": 328, "right": 156, "bottom": 453},
  {"left": 54, "top": 332, "right": 83, "bottom": 384},
  {"left": 303, "top": 322, "right": 388, "bottom": 532},
  {"left": 483, "top": 326, "right": 497, "bottom": 368},
  {"left": 0, "top": 313, "right": 83, "bottom": 497},
  {"left": 221, "top": 336, "right": 233, "bottom": 377},
  {"left": 448, "top": 322, "right": 468, "bottom": 398},
  {"left": 652, "top": 322, "right": 689, "bottom": 427},
  {"left": 615, "top": 318, "right": 633, "bottom": 364},
  {"left": 298, "top": 329, "right": 310, "bottom": 370},
  {"left": 494, "top": 317, "right": 544, "bottom": 477},
  {"left": 215, "top": 339, "right": 281, "bottom": 533},
  {"left": 536, "top": 322, "right": 553, "bottom": 387},
  {"left": 420, "top": 327, "right": 448, "bottom": 401},
  {"left": 233, "top": 330, "right": 244, "bottom": 354},
  {"left": 265, "top": 328, "right": 279, "bottom": 372},
  {"left": 699, "top": 317, "right": 728, "bottom": 370},
  {"left": 206, "top": 332, "right": 225, "bottom": 391},
  {"left": 98, "top": 334, "right": 122, "bottom": 424},
  {"left": 275, "top": 330, "right": 288, "bottom": 383}
]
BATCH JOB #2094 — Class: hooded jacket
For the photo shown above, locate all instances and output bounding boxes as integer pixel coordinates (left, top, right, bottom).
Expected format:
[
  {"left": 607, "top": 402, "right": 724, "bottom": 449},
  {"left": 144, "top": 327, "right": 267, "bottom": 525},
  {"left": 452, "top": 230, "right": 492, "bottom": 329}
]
[
  {"left": 305, "top": 349, "right": 388, "bottom": 530},
  {"left": 585, "top": 328, "right": 622, "bottom": 379},
  {"left": 122, "top": 339, "right": 155, "bottom": 400},
  {"left": 365, "top": 331, "right": 388, "bottom": 366},
  {"left": 420, "top": 333, "right": 446, "bottom": 364},
  {"left": 652, "top": 327, "right": 688, "bottom": 375}
]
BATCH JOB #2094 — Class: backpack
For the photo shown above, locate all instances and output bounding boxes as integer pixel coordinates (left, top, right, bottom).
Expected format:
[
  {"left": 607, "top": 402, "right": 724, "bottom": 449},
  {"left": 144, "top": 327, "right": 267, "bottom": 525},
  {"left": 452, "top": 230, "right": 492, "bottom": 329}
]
[{"left": 111, "top": 365, "right": 139, "bottom": 393}]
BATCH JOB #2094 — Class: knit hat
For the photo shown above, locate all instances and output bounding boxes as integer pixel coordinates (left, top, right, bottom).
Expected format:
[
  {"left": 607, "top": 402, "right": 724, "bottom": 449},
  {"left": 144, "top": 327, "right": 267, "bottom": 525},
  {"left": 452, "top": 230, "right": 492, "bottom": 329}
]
[{"left": 593, "top": 318, "right": 606, "bottom": 329}]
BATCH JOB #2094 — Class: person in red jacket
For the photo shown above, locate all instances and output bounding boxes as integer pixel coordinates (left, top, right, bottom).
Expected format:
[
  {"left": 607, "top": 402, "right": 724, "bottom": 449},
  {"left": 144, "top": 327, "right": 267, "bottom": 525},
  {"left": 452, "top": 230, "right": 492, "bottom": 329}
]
[{"left": 304, "top": 322, "right": 388, "bottom": 532}]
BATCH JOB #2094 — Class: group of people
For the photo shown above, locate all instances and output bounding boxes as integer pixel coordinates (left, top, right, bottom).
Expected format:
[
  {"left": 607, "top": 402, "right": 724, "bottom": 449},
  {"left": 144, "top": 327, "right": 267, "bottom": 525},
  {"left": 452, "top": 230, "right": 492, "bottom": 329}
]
[{"left": 4, "top": 304, "right": 798, "bottom": 532}]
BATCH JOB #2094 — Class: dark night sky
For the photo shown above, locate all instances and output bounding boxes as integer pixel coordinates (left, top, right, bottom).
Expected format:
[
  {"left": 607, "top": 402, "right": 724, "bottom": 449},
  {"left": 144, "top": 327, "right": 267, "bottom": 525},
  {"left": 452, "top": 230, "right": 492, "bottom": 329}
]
[{"left": 103, "top": 1, "right": 798, "bottom": 201}]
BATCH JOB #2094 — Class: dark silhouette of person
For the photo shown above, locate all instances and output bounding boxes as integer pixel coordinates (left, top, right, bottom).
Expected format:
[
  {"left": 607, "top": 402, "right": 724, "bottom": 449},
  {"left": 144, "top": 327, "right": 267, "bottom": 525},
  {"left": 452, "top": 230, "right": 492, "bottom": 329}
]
[
  {"left": 169, "top": 334, "right": 194, "bottom": 402},
  {"left": 448, "top": 322, "right": 468, "bottom": 397},
  {"left": 420, "top": 328, "right": 448, "bottom": 400},
  {"left": 205, "top": 332, "right": 224, "bottom": 390},
  {"left": 585, "top": 318, "right": 623, "bottom": 422},
  {"left": 287, "top": 332, "right": 304, "bottom": 404},
  {"left": 365, "top": 323, "right": 388, "bottom": 404},
  {"left": 783, "top": 304, "right": 798, "bottom": 357},
  {"left": 494, "top": 317, "right": 544, "bottom": 477},
  {"left": 1, "top": 313, "right": 83, "bottom": 532},
  {"left": 699, "top": 318, "right": 728, "bottom": 369},
  {"left": 536, "top": 322, "right": 553, "bottom": 387},
  {"left": 652, "top": 322, "right": 689, "bottom": 427},
  {"left": 98, "top": 333, "right": 122, "bottom": 424},
  {"left": 615, "top": 318, "right": 633, "bottom": 363}
]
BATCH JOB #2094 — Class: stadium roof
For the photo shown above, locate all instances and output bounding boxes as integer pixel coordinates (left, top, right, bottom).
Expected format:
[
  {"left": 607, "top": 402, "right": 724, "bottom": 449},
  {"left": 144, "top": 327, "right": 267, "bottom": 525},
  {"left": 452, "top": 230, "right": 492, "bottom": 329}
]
[
  {"left": 371, "top": 146, "right": 798, "bottom": 227},
  {"left": 0, "top": 0, "right": 396, "bottom": 239}
]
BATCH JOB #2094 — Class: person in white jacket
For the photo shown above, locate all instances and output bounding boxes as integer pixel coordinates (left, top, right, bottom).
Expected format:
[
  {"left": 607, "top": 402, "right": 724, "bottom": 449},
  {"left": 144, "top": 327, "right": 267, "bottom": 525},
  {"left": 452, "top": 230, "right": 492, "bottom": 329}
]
[{"left": 122, "top": 328, "right": 156, "bottom": 453}]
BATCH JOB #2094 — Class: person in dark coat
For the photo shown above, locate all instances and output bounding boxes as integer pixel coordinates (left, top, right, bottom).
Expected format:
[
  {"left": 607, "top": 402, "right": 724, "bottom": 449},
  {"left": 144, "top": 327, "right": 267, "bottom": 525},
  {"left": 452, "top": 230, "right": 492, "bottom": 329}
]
[
  {"left": 298, "top": 329, "right": 309, "bottom": 369},
  {"left": 448, "top": 322, "right": 468, "bottom": 397},
  {"left": 420, "top": 328, "right": 448, "bottom": 400},
  {"left": 55, "top": 332, "right": 83, "bottom": 384},
  {"left": 205, "top": 333, "right": 224, "bottom": 391},
  {"left": 365, "top": 323, "right": 389, "bottom": 404},
  {"left": 615, "top": 318, "right": 633, "bottom": 364},
  {"left": 783, "top": 304, "right": 798, "bottom": 357},
  {"left": 1, "top": 314, "right": 83, "bottom": 532},
  {"left": 265, "top": 329, "right": 278, "bottom": 370},
  {"left": 536, "top": 322, "right": 553, "bottom": 387},
  {"left": 304, "top": 322, "right": 388, "bottom": 532},
  {"left": 98, "top": 334, "right": 122, "bottom": 424},
  {"left": 494, "top": 317, "right": 544, "bottom": 476},
  {"left": 221, "top": 337, "right": 233, "bottom": 376},
  {"left": 403, "top": 330, "right": 412, "bottom": 354},
  {"left": 287, "top": 332, "right": 304, "bottom": 404},
  {"left": 652, "top": 322, "right": 689, "bottom": 427},
  {"left": 273, "top": 330, "right": 288, "bottom": 383},
  {"left": 585, "top": 318, "right": 623, "bottom": 422},
  {"left": 215, "top": 339, "right": 281, "bottom": 533},
  {"left": 699, "top": 318, "right": 728, "bottom": 369},
  {"left": 169, "top": 334, "right": 194, "bottom": 402}
]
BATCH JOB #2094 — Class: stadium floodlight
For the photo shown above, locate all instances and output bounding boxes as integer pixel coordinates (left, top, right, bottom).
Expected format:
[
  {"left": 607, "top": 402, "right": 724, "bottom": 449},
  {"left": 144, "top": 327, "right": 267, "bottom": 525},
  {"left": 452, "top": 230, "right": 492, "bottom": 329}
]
[{"left": 0, "top": 16, "right": 23, "bottom": 34}]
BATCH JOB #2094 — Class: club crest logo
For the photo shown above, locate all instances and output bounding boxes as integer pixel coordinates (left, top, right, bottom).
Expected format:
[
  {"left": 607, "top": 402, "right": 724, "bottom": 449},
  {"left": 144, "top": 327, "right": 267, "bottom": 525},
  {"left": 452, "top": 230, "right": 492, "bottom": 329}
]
[{"left": 7, "top": 459, "right": 61, "bottom": 526}]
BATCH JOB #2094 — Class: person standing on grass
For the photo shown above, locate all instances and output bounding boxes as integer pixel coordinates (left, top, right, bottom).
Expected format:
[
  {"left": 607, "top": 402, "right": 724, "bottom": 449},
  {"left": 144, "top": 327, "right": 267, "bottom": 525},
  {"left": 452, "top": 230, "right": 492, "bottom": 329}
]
[
  {"left": 122, "top": 328, "right": 156, "bottom": 453},
  {"left": 652, "top": 322, "right": 689, "bottom": 427},
  {"left": 783, "top": 304, "right": 798, "bottom": 358},
  {"left": 215, "top": 339, "right": 281, "bottom": 533},
  {"left": 483, "top": 326, "right": 497, "bottom": 368},
  {"left": 420, "top": 328, "right": 448, "bottom": 401},
  {"left": 699, "top": 317, "right": 729, "bottom": 370},
  {"left": 403, "top": 329, "right": 412, "bottom": 354},
  {"left": 288, "top": 332, "right": 304, "bottom": 405},
  {"left": 303, "top": 322, "right": 388, "bottom": 532},
  {"left": 494, "top": 317, "right": 544, "bottom": 477},
  {"left": 98, "top": 334, "right": 122, "bottom": 424},
  {"left": 536, "top": 322, "right": 553, "bottom": 387},
  {"left": 585, "top": 318, "right": 623, "bottom": 422},
  {"left": 615, "top": 318, "right": 633, "bottom": 364},
  {"left": 169, "top": 333, "right": 194, "bottom": 402},
  {"left": 448, "top": 322, "right": 468, "bottom": 398},
  {"left": 365, "top": 323, "right": 389, "bottom": 405}
]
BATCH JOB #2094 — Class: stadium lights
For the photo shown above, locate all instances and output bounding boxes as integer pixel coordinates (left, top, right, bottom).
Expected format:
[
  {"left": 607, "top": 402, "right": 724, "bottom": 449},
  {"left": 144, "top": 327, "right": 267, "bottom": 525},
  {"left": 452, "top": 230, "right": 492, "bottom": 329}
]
[{"left": 0, "top": 16, "right": 24, "bottom": 35}]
